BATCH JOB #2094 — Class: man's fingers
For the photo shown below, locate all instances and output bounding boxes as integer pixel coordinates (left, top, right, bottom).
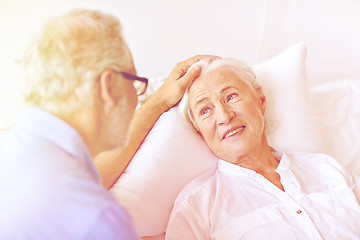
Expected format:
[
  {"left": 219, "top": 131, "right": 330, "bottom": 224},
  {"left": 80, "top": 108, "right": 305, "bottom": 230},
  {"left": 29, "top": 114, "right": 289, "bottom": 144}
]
[
  {"left": 173, "top": 62, "right": 187, "bottom": 80},
  {"left": 177, "top": 64, "right": 201, "bottom": 88},
  {"left": 173, "top": 55, "right": 220, "bottom": 80},
  {"left": 182, "top": 55, "right": 221, "bottom": 68},
  {"left": 168, "top": 54, "right": 221, "bottom": 83}
]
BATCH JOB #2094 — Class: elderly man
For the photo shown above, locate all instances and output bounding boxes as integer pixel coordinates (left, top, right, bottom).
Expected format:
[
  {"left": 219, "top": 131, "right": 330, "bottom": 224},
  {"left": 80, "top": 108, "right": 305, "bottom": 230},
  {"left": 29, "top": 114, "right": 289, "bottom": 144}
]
[{"left": 0, "top": 9, "right": 217, "bottom": 239}]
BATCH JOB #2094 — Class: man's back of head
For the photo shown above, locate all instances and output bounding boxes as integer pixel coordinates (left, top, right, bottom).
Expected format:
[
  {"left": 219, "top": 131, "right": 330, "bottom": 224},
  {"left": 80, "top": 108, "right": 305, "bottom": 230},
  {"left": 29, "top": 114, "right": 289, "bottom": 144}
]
[{"left": 22, "top": 9, "right": 133, "bottom": 115}]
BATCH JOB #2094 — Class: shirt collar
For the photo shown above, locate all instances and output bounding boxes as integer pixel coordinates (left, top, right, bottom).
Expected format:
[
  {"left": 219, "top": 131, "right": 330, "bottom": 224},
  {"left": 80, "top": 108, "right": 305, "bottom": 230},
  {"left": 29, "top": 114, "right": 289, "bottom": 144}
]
[
  {"left": 276, "top": 151, "right": 291, "bottom": 172},
  {"left": 218, "top": 159, "right": 257, "bottom": 178},
  {"left": 218, "top": 150, "right": 291, "bottom": 177},
  {"left": 14, "top": 107, "right": 99, "bottom": 181}
]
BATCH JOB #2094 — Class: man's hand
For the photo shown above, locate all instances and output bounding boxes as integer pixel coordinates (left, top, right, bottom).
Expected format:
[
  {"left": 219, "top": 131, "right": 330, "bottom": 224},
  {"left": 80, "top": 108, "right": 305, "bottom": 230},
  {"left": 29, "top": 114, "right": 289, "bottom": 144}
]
[
  {"left": 152, "top": 55, "right": 220, "bottom": 111},
  {"left": 96, "top": 55, "right": 220, "bottom": 189}
]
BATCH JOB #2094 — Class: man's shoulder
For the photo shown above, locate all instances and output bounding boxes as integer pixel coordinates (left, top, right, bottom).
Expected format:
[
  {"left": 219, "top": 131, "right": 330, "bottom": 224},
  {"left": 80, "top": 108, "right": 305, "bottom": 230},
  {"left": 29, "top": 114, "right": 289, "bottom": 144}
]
[
  {"left": 85, "top": 204, "right": 138, "bottom": 239},
  {"left": 0, "top": 172, "right": 130, "bottom": 239}
]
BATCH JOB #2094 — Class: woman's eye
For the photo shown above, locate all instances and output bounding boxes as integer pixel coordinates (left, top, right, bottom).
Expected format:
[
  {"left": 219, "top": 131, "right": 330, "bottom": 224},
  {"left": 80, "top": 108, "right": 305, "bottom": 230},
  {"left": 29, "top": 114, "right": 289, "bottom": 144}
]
[
  {"left": 200, "top": 107, "right": 210, "bottom": 116},
  {"left": 226, "top": 93, "right": 238, "bottom": 102}
]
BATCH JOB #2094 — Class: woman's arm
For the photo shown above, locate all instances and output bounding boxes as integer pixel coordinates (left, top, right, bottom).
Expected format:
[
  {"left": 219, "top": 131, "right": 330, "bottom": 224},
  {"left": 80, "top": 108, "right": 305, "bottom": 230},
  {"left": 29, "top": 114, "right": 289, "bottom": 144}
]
[{"left": 95, "top": 55, "right": 220, "bottom": 189}]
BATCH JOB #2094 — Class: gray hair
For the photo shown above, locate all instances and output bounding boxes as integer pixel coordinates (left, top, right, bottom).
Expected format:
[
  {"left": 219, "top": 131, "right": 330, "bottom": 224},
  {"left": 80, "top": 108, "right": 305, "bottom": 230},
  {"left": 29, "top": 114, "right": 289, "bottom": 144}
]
[
  {"left": 21, "top": 9, "right": 133, "bottom": 114},
  {"left": 178, "top": 58, "right": 263, "bottom": 130}
]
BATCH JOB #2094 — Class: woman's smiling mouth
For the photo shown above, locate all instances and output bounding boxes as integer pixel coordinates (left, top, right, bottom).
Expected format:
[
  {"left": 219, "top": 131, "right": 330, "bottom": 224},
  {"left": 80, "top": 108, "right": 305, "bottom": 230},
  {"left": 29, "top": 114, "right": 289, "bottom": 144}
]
[{"left": 223, "top": 126, "right": 245, "bottom": 139}]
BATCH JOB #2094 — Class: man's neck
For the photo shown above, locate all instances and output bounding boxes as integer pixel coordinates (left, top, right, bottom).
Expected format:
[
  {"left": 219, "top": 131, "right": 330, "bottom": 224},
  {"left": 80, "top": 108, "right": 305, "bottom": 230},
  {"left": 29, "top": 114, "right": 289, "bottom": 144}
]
[{"left": 55, "top": 107, "right": 101, "bottom": 158}]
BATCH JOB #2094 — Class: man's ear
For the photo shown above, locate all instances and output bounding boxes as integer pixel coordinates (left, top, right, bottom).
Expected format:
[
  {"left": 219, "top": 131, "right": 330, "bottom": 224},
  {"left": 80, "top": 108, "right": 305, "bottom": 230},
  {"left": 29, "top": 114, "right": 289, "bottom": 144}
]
[{"left": 99, "top": 70, "right": 116, "bottom": 106}]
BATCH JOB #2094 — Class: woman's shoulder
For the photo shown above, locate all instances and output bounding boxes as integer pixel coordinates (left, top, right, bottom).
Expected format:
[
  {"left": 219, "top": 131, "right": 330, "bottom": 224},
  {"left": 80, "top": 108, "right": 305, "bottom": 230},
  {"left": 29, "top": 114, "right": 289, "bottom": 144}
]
[
  {"left": 175, "top": 167, "right": 219, "bottom": 204},
  {"left": 285, "top": 151, "right": 353, "bottom": 181},
  {"left": 285, "top": 151, "right": 339, "bottom": 166}
]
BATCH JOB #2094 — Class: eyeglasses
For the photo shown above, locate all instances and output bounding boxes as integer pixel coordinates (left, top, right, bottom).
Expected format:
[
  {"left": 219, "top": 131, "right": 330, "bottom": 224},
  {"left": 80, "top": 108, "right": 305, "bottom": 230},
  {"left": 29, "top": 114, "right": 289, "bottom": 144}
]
[{"left": 114, "top": 71, "right": 148, "bottom": 96}]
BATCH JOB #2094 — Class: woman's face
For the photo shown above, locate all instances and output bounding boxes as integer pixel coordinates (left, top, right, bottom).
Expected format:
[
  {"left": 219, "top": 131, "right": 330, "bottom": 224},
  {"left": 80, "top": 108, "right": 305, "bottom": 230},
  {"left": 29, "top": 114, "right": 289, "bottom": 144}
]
[{"left": 188, "top": 68, "right": 266, "bottom": 163}]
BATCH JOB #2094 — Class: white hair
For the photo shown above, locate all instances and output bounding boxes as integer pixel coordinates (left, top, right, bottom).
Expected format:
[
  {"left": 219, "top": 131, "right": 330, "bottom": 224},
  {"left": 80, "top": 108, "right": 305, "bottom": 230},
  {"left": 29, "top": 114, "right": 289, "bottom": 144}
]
[
  {"left": 21, "top": 9, "right": 133, "bottom": 114},
  {"left": 179, "top": 58, "right": 263, "bottom": 130}
]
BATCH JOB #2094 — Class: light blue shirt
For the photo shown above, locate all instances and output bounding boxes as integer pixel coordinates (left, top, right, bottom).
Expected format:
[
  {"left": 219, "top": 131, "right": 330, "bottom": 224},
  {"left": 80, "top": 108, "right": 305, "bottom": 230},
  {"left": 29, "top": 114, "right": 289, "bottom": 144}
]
[{"left": 0, "top": 107, "right": 139, "bottom": 240}]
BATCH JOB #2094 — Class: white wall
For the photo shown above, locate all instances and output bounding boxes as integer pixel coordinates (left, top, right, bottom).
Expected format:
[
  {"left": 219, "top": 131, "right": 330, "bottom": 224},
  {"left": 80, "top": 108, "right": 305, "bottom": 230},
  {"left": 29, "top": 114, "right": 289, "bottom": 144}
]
[
  {"left": 1, "top": 0, "right": 359, "bottom": 128},
  {"left": 0, "top": 0, "right": 266, "bottom": 129},
  {"left": 259, "top": 0, "right": 360, "bottom": 85}
]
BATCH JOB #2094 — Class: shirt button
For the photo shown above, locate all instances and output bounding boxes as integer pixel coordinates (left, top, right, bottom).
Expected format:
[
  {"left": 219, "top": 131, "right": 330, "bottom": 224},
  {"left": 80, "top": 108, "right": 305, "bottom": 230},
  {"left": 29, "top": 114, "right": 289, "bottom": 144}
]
[{"left": 297, "top": 210, "right": 302, "bottom": 214}]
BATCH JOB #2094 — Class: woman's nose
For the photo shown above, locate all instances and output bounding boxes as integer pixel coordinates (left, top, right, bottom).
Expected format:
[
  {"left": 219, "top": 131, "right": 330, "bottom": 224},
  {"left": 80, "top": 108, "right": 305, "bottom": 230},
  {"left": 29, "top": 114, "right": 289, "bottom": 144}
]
[{"left": 216, "top": 103, "right": 235, "bottom": 125}]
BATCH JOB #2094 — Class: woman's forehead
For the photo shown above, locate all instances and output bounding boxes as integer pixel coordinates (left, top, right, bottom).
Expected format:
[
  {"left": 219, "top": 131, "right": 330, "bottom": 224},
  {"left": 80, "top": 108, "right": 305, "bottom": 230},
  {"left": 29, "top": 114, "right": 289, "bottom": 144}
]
[{"left": 190, "top": 69, "right": 248, "bottom": 94}]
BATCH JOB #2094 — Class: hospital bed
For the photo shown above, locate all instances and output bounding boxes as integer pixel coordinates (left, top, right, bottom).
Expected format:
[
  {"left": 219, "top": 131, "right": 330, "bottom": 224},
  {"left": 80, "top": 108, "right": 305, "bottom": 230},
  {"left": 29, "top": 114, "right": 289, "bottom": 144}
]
[{"left": 107, "top": 1, "right": 360, "bottom": 239}]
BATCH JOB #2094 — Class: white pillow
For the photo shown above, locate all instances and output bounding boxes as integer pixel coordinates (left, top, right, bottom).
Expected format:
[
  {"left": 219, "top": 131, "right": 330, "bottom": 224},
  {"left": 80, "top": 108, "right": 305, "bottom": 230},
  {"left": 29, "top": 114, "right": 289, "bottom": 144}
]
[
  {"left": 253, "top": 43, "right": 323, "bottom": 152},
  {"left": 310, "top": 79, "right": 360, "bottom": 176},
  {"left": 110, "top": 43, "right": 323, "bottom": 236},
  {"left": 111, "top": 107, "right": 218, "bottom": 236}
]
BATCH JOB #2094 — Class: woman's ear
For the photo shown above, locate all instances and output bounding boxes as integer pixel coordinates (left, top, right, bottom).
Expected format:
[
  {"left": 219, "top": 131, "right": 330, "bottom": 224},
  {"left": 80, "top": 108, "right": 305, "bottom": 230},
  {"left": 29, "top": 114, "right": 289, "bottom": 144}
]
[
  {"left": 255, "top": 85, "right": 266, "bottom": 115},
  {"left": 259, "top": 94, "right": 266, "bottom": 115}
]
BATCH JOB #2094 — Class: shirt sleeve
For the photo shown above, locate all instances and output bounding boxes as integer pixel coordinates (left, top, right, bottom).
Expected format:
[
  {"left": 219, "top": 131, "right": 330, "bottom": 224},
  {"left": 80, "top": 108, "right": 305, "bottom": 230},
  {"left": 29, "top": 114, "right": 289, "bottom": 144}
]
[
  {"left": 83, "top": 206, "right": 140, "bottom": 240},
  {"left": 342, "top": 163, "right": 360, "bottom": 205},
  {"left": 328, "top": 154, "right": 360, "bottom": 205},
  {"left": 165, "top": 200, "right": 210, "bottom": 240},
  {"left": 352, "top": 174, "right": 360, "bottom": 204}
]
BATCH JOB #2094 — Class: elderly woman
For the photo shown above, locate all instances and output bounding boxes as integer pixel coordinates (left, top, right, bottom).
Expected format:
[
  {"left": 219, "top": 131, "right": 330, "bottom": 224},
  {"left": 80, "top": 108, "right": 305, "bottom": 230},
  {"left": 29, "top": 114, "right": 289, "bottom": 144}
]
[{"left": 165, "top": 58, "right": 360, "bottom": 239}]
